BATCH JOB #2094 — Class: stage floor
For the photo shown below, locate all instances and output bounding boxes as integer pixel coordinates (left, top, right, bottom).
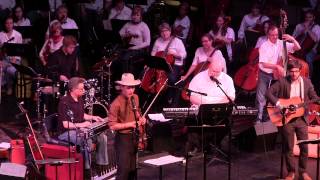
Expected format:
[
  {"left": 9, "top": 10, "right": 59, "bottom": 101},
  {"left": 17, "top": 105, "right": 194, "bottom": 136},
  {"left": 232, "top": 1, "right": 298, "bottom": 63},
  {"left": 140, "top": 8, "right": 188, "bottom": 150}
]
[{"left": 0, "top": 95, "right": 319, "bottom": 180}]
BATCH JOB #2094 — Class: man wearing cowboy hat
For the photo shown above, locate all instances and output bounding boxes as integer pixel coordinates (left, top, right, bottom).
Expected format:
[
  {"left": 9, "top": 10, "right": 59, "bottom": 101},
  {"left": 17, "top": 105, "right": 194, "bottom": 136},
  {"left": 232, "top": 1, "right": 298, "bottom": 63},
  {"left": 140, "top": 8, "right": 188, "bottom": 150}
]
[{"left": 108, "top": 73, "right": 146, "bottom": 180}]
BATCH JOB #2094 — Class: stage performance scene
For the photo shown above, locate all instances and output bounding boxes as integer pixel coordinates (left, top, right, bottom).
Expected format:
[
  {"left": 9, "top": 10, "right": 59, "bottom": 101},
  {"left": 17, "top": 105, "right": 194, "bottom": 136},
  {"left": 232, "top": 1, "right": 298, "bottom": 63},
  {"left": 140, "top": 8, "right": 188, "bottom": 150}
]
[{"left": 2, "top": 0, "right": 320, "bottom": 180}]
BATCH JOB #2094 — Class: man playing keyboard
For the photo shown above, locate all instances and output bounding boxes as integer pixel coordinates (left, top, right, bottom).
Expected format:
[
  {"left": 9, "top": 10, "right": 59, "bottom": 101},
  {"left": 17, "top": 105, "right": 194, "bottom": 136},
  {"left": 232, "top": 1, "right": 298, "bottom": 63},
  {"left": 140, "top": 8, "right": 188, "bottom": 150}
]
[{"left": 57, "top": 77, "right": 109, "bottom": 172}]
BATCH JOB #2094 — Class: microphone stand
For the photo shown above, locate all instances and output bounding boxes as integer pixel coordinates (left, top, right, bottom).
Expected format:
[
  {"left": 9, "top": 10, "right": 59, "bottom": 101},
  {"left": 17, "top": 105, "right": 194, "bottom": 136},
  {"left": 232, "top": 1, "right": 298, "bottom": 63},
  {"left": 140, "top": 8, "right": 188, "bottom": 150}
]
[
  {"left": 131, "top": 98, "right": 140, "bottom": 180},
  {"left": 215, "top": 81, "right": 236, "bottom": 180},
  {"left": 166, "top": 85, "right": 207, "bottom": 97}
]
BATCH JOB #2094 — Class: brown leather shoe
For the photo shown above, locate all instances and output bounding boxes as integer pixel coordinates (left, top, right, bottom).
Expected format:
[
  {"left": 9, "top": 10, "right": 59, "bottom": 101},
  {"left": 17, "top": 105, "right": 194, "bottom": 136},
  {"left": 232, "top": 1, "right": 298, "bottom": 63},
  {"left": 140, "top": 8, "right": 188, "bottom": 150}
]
[
  {"left": 301, "top": 173, "right": 312, "bottom": 180},
  {"left": 285, "top": 172, "right": 295, "bottom": 180}
]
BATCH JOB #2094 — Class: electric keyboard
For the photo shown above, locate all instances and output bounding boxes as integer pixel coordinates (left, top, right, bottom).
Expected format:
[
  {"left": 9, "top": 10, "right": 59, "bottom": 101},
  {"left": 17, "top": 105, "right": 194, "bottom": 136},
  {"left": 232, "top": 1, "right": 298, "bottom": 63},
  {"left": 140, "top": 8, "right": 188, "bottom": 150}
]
[{"left": 163, "top": 106, "right": 258, "bottom": 119}]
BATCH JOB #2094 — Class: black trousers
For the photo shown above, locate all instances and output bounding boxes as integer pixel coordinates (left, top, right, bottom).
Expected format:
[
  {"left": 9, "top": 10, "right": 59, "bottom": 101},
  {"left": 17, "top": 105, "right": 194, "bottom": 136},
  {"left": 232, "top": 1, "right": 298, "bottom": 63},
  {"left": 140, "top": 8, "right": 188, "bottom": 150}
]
[
  {"left": 282, "top": 118, "right": 308, "bottom": 174},
  {"left": 115, "top": 132, "right": 136, "bottom": 180}
]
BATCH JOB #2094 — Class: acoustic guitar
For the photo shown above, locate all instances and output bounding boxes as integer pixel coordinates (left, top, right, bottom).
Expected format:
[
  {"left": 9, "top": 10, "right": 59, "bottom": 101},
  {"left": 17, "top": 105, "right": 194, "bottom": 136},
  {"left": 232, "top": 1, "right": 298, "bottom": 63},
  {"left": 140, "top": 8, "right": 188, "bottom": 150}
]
[{"left": 267, "top": 97, "right": 319, "bottom": 126}]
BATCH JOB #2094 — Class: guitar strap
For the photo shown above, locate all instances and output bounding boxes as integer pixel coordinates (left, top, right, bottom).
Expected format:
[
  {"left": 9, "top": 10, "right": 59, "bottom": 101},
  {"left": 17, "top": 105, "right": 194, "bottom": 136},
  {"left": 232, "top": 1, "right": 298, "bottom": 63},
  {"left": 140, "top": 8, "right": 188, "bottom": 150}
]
[{"left": 299, "top": 76, "right": 304, "bottom": 101}]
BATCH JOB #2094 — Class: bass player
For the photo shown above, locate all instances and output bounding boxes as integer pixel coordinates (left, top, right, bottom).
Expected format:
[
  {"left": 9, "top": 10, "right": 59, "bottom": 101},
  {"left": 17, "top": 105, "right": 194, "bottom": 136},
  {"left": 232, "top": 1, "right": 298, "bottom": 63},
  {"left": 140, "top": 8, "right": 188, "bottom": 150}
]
[{"left": 266, "top": 59, "right": 319, "bottom": 180}]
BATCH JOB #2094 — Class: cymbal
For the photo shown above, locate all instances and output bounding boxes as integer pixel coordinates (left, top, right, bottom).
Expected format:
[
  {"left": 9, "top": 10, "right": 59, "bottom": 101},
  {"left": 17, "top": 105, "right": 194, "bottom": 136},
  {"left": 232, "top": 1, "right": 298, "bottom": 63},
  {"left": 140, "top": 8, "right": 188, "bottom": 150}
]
[{"left": 32, "top": 77, "right": 53, "bottom": 83}]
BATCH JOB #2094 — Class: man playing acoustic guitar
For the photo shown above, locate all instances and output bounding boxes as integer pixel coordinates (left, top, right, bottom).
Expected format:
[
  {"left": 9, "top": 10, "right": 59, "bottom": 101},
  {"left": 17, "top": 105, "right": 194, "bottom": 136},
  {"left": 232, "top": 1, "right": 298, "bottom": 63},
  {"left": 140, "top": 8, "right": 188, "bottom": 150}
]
[{"left": 266, "top": 59, "right": 319, "bottom": 180}]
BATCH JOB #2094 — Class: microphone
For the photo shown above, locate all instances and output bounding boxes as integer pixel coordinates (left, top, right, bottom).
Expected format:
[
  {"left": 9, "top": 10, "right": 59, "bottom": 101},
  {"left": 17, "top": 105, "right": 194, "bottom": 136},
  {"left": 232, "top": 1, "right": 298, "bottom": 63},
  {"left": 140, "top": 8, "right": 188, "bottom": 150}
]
[
  {"left": 6, "top": 37, "right": 14, "bottom": 43},
  {"left": 210, "top": 76, "right": 221, "bottom": 85},
  {"left": 130, "top": 96, "right": 137, "bottom": 111}
]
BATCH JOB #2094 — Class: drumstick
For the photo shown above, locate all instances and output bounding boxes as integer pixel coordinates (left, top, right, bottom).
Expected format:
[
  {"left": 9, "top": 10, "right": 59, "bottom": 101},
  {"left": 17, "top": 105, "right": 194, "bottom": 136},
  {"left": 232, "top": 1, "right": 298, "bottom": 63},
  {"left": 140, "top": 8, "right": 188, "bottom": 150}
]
[{"left": 174, "top": 79, "right": 183, "bottom": 85}]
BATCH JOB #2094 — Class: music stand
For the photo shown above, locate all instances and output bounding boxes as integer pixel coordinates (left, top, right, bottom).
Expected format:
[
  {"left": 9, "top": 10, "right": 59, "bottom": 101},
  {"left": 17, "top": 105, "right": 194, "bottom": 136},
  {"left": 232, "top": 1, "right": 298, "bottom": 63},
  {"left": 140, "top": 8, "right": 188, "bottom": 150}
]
[
  {"left": 195, "top": 103, "right": 233, "bottom": 180},
  {"left": 2, "top": 43, "right": 34, "bottom": 58},
  {"left": 10, "top": 63, "right": 38, "bottom": 78},
  {"left": 62, "top": 29, "right": 79, "bottom": 40},
  {"left": 297, "top": 138, "right": 320, "bottom": 180},
  {"left": 111, "top": 19, "right": 130, "bottom": 32},
  {"left": 14, "top": 26, "right": 33, "bottom": 39},
  {"left": 144, "top": 55, "right": 173, "bottom": 72}
]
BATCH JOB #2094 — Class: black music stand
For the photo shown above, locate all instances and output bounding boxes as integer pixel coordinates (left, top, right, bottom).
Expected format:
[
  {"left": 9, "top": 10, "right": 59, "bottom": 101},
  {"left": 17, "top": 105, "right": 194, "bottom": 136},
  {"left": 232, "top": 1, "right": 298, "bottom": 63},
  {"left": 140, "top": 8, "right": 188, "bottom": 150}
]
[
  {"left": 62, "top": 29, "right": 79, "bottom": 40},
  {"left": 144, "top": 55, "right": 173, "bottom": 72},
  {"left": 297, "top": 138, "right": 320, "bottom": 180},
  {"left": 14, "top": 26, "right": 33, "bottom": 39},
  {"left": 2, "top": 43, "right": 34, "bottom": 57},
  {"left": 10, "top": 63, "right": 38, "bottom": 78},
  {"left": 111, "top": 19, "right": 130, "bottom": 33},
  {"left": 196, "top": 103, "right": 233, "bottom": 180}
]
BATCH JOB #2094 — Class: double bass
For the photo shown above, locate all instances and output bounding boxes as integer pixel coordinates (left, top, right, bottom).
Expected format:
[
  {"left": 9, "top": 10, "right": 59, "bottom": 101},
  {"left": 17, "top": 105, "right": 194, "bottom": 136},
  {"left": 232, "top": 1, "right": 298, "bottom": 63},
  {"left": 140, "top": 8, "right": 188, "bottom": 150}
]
[
  {"left": 234, "top": 48, "right": 259, "bottom": 91},
  {"left": 141, "top": 37, "right": 175, "bottom": 93}
]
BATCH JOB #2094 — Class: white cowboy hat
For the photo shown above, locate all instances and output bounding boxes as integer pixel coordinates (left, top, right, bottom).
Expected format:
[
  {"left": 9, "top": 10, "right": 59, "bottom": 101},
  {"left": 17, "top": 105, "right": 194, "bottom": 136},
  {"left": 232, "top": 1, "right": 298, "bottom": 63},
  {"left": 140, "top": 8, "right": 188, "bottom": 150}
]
[{"left": 115, "top": 73, "right": 141, "bottom": 86}]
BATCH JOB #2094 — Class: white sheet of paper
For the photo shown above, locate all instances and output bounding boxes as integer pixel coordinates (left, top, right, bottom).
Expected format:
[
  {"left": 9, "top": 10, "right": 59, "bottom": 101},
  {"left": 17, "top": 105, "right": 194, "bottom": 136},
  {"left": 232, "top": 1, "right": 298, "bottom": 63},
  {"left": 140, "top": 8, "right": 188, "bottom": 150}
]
[
  {"left": 0, "top": 142, "right": 10, "bottom": 149},
  {"left": 143, "top": 155, "right": 184, "bottom": 166},
  {"left": 148, "top": 113, "right": 171, "bottom": 122},
  {"left": 0, "top": 163, "right": 26, "bottom": 177}
]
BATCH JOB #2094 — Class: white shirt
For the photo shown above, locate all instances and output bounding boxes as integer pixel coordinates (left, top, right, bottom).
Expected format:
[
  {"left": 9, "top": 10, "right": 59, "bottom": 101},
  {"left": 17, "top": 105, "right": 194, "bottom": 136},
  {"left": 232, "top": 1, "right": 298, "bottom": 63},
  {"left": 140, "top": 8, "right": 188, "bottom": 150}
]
[
  {"left": 39, "top": 37, "right": 64, "bottom": 60},
  {"left": 48, "top": 0, "right": 62, "bottom": 12},
  {"left": 173, "top": 15, "right": 190, "bottom": 40},
  {"left": 151, "top": 37, "right": 187, "bottom": 66},
  {"left": 209, "top": 27, "right": 235, "bottom": 61},
  {"left": 259, "top": 39, "right": 295, "bottom": 73},
  {"left": 255, "top": 35, "right": 267, "bottom": 48},
  {"left": 0, "top": 30, "right": 23, "bottom": 46},
  {"left": 189, "top": 70, "right": 235, "bottom": 105},
  {"left": 119, "top": 21, "right": 151, "bottom": 50},
  {"left": 0, "top": 0, "right": 15, "bottom": 10},
  {"left": 14, "top": 18, "right": 31, "bottom": 27},
  {"left": 238, "top": 14, "right": 269, "bottom": 39},
  {"left": 192, "top": 47, "right": 227, "bottom": 73},
  {"left": 84, "top": 0, "right": 104, "bottom": 11},
  {"left": 108, "top": 6, "right": 132, "bottom": 21},
  {"left": 292, "top": 23, "right": 320, "bottom": 52},
  {"left": 46, "top": 18, "right": 79, "bottom": 37}
]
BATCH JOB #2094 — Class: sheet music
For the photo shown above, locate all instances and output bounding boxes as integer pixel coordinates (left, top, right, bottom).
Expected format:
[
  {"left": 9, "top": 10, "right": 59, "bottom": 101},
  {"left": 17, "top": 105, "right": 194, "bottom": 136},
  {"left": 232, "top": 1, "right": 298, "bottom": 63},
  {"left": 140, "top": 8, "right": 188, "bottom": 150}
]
[
  {"left": 148, "top": 113, "right": 171, "bottom": 122},
  {"left": 143, "top": 155, "right": 184, "bottom": 166},
  {"left": 0, "top": 142, "right": 10, "bottom": 149},
  {"left": 0, "top": 163, "right": 26, "bottom": 177}
]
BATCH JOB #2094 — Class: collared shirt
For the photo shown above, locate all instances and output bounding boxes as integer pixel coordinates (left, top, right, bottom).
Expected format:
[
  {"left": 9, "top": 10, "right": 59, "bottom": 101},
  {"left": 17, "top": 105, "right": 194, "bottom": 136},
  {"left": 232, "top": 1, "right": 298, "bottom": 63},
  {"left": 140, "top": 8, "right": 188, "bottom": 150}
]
[
  {"left": 173, "top": 15, "right": 190, "bottom": 40},
  {"left": 209, "top": 27, "right": 235, "bottom": 61},
  {"left": 259, "top": 39, "right": 295, "bottom": 74},
  {"left": 191, "top": 47, "right": 227, "bottom": 73},
  {"left": 238, "top": 14, "right": 269, "bottom": 39},
  {"left": 108, "top": 94, "right": 140, "bottom": 134},
  {"left": 189, "top": 70, "right": 235, "bottom": 105},
  {"left": 14, "top": 18, "right": 31, "bottom": 27},
  {"left": 57, "top": 94, "right": 85, "bottom": 134},
  {"left": 255, "top": 35, "right": 267, "bottom": 48},
  {"left": 151, "top": 37, "right": 187, "bottom": 66},
  {"left": 119, "top": 21, "right": 151, "bottom": 50},
  {"left": 290, "top": 77, "right": 302, "bottom": 98},
  {"left": 108, "top": 6, "right": 132, "bottom": 21}
]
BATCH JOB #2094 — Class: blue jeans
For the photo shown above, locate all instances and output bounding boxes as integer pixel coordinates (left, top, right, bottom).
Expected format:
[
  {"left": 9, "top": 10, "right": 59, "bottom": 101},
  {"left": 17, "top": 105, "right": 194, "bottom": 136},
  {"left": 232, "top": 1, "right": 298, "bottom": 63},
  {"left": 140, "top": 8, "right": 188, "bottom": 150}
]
[
  {"left": 58, "top": 130, "right": 109, "bottom": 169},
  {"left": 255, "top": 71, "right": 273, "bottom": 121},
  {"left": 167, "top": 65, "right": 182, "bottom": 107},
  {"left": 1, "top": 57, "right": 21, "bottom": 89},
  {"left": 306, "top": 50, "right": 317, "bottom": 77}
]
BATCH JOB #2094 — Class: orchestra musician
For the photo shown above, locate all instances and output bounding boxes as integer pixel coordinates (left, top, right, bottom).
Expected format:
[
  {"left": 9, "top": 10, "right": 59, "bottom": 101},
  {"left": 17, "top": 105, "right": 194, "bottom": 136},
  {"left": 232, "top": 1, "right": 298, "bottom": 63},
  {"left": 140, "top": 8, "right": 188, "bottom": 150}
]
[
  {"left": 39, "top": 21, "right": 64, "bottom": 66},
  {"left": 255, "top": 20, "right": 273, "bottom": 48},
  {"left": 237, "top": 3, "right": 269, "bottom": 43},
  {"left": 255, "top": 25, "right": 301, "bottom": 123},
  {"left": 292, "top": 9, "right": 320, "bottom": 76},
  {"left": 180, "top": 33, "right": 226, "bottom": 81},
  {"left": 57, "top": 77, "right": 109, "bottom": 171},
  {"left": 118, "top": 6, "right": 150, "bottom": 77},
  {"left": 12, "top": 5, "right": 31, "bottom": 27},
  {"left": 172, "top": 2, "right": 191, "bottom": 44},
  {"left": 151, "top": 22, "right": 187, "bottom": 106},
  {"left": 209, "top": 15, "right": 235, "bottom": 63},
  {"left": 0, "top": 16, "right": 23, "bottom": 95},
  {"left": 266, "top": 59, "right": 319, "bottom": 180},
  {"left": 108, "top": 73, "right": 146, "bottom": 180}
]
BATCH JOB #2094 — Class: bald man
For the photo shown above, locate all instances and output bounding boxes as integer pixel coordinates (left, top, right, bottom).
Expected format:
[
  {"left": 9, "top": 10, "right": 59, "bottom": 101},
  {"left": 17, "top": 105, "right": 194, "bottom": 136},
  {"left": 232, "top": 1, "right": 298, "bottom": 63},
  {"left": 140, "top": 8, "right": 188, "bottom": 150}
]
[{"left": 188, "top": 60, "right": 235, "bottom": 105}]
